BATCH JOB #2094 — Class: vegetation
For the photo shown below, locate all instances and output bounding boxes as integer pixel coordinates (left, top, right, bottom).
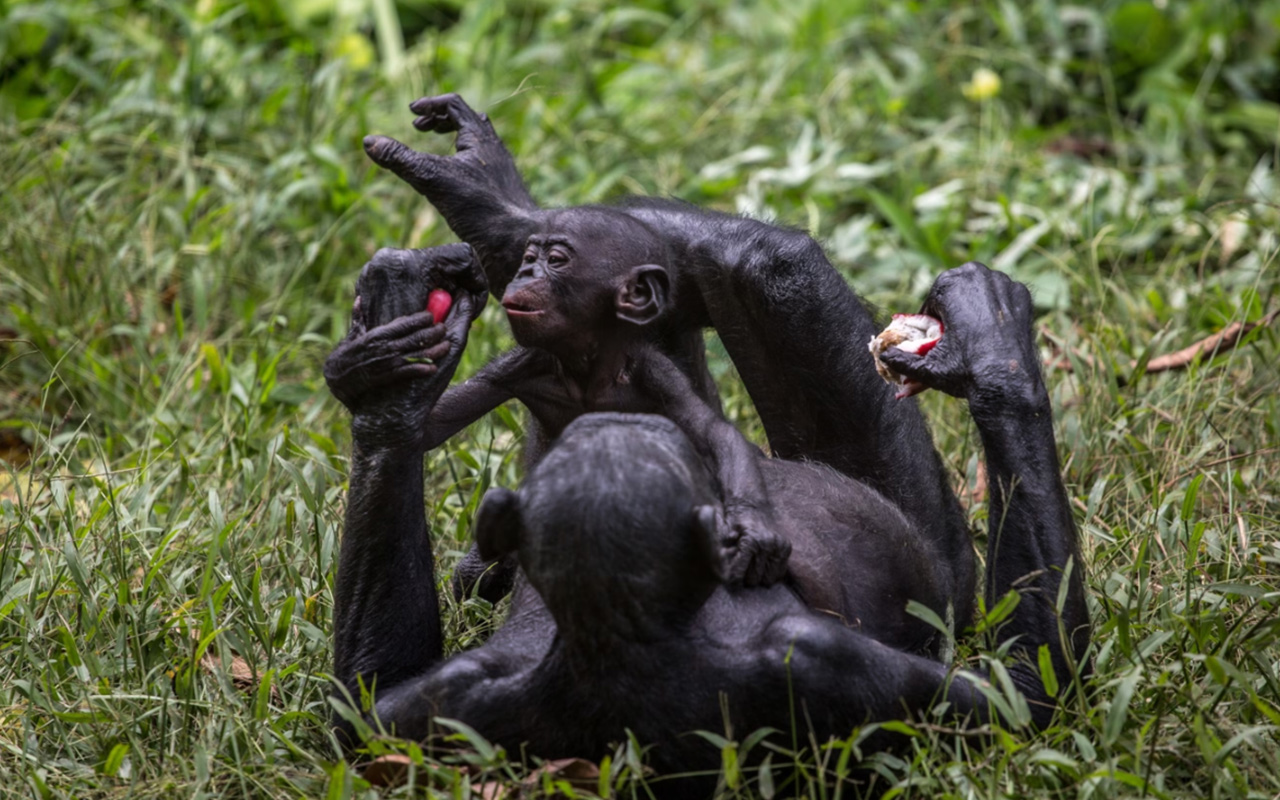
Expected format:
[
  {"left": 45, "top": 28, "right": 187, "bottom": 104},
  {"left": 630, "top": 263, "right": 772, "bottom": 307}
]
[{"left": 2, "top": 0, "right": 1278, "bottom": 796}]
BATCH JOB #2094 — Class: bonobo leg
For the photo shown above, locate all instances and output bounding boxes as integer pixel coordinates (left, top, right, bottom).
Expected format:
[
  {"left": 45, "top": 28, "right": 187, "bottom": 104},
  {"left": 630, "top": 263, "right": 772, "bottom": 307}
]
[
  {"left": 751, "top": 265, "right": 1087, "bottom": 731},
  {"left": 877, "top": 263, "right": 1090, "bottom": 721},
  {"left": 633, "top": 347, "right": 791, "bottom": 587},
  {"left": 325, "top": 249, "right": 488, "bottom": 734}
]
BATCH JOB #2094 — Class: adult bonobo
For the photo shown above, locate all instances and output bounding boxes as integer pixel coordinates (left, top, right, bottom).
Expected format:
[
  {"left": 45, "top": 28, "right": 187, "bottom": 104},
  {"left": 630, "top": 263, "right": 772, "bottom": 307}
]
[
  {"left": 361, "top": 94, "right": 975, "bottom": 623},
  {"left": 327, "top": 258, "right": 1090, "bottom": 795}
]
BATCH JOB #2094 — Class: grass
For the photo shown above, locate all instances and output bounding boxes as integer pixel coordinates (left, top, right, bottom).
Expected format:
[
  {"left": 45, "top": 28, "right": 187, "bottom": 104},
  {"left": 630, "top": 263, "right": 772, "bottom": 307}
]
[{"left": 2, "top": 0, "right": 1279, "bottom": 797}]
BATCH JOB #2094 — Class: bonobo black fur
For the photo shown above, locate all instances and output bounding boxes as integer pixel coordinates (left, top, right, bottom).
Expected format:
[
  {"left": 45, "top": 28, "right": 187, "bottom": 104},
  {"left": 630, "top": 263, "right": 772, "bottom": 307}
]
[
  {"left": 359, "top": 94, "right": 974, "bottom": 623},
  {"left": 326, "top": 253, "right": 1091, "bottom": 796}
]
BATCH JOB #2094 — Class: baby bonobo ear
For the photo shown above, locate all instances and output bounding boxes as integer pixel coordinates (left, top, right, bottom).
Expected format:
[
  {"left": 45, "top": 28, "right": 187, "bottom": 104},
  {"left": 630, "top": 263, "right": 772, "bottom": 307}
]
[
  {"left": 616, "top": 264, "right": 669, "bottom": 326},
  {"left": 692, "top": 504, "right": 727, "bottom": 581},
  {"left": 475, "top": 488, "right": 522, "bottom": 561}
]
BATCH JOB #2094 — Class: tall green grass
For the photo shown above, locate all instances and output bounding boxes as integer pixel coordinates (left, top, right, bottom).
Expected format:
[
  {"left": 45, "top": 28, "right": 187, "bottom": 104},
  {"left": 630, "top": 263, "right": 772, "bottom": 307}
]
[{"left": 2, "top": 0, "right": 1278, "bottom": 797}]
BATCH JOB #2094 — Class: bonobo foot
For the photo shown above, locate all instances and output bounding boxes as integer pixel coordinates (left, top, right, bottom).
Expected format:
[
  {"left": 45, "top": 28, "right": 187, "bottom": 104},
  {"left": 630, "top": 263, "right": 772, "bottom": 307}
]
[
  {"left": 876, "top": 262, "right": 1043, "bottom": 410},
  {"left": 324, "top": 245, "right": 488, "bottom": 449},
  {"left": 721, "top": 507, "right": 792, "bottom": 587}
]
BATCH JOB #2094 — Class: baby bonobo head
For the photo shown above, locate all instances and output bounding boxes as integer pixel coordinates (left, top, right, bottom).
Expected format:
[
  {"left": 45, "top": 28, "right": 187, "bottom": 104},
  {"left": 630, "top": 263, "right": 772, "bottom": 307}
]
[
  {"left": 500, "top": 208, "right": 673, "bottom": 359},
  {"left": 474, "top": 413, "right": 723, "bottom": 645}
]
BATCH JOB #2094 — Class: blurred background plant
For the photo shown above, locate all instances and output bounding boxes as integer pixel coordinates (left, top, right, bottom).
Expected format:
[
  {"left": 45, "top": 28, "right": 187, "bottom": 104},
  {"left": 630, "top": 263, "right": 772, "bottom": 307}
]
[{"left": 1, "top": 0, "right": 1278, "bottom": 797}]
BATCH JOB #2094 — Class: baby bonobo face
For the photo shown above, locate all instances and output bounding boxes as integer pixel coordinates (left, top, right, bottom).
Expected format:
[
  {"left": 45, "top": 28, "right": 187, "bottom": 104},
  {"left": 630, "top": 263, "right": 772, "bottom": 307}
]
[
  {"left": 508, "top": 414, "right": 723, "bottom": 639},
  {"left": 500, "top": 209, "right": 673, "bottom": 354}
]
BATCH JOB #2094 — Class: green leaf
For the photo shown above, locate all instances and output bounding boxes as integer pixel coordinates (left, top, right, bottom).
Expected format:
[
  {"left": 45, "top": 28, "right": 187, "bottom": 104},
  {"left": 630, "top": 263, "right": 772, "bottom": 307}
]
[
  {"left": 100, "top": 743, "right": 128, "bottom": 777},
  {"left": 1038, "top": 644, "right": 1059, "bottom": 697}
]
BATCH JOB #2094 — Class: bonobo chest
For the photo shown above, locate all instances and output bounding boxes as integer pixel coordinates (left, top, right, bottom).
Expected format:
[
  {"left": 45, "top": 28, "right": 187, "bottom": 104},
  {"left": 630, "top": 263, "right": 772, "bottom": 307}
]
[{"left": 516, "top": 358, "right": 662, "bottom": 437}]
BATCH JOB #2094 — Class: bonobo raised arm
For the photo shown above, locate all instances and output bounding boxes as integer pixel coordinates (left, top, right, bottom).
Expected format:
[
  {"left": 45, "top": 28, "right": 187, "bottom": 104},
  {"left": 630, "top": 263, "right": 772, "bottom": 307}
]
[
  {"left": 327, "top": 262, "right": 1089, "bottom": 791},
  {"left": 363, "top": 94, "right": 975, "bottom": 622},
  {"left": 325, "top": 244, "right": 487, "bottom": 705}
]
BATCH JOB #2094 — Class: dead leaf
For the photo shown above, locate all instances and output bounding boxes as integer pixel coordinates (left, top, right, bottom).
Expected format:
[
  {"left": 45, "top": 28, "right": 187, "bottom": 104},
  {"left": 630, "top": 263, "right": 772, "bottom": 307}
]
[
  {"left": 471, "top": 781, "right": 509, "bottom": 800},
  {"left": 364, "top": 754, "right": 413, "bottom": 787},
  {"left": 191, "top": 633, "right": 280, "bottom": 701},
  {"left": 520, "top": 758, "right": 600, "bottom": 797},
  {"left": 0, "top": 428, "right": 31, "bottom": 467}
]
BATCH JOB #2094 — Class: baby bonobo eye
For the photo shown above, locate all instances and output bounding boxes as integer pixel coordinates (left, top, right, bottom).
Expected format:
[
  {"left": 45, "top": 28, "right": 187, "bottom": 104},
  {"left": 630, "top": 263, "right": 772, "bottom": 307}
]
[
  {"left": 547, "top": 247, "right": 570, "bottom": 267},
  {"left": 522, "top": 248, "right": 538, "bottom": 264}
]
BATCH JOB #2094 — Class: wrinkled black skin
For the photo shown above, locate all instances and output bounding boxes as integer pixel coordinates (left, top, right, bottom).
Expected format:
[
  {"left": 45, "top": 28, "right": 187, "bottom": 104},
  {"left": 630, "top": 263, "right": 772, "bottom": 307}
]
[
  {"left": 328, "top": 262, "right": 1090, "bottom": 798},
  {"left": 363, "top": 94, "right": 975, "bottom": 622}
]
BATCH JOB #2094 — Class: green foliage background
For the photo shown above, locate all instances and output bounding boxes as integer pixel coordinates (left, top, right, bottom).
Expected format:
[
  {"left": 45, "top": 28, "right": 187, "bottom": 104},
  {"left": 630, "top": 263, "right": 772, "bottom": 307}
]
[{"left": 1, "top": 0, "right": 1279, "bottom": 797}]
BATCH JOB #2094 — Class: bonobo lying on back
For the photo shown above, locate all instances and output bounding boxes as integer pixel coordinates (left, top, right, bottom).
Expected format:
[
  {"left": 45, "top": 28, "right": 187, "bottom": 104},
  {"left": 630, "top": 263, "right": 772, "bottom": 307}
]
[
  {"left": 328, "top": 260, "right": 1090, "bottom": 796},
  {"left": 360, "top": 94, "right": 976, "bottom": 624}
]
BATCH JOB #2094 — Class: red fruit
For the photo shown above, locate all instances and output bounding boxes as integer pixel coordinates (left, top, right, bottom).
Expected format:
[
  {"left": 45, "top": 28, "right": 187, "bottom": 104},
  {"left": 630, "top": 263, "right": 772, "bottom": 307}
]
[{"left": 427, "top": 289, "right": 452, "bottom": 324}]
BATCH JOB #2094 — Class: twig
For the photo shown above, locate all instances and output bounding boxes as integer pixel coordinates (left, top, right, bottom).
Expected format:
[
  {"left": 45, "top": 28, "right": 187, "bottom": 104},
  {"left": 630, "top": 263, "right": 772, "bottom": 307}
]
[
  {"left": 1145, "top": 308, "right": 1279, "bottom": 372},
  {"left": 1162, "top": 446, "right": 1280, "bottom": 490},
  {"left": 1044, "top": 308, "right": 1278, "bottom": 376}
]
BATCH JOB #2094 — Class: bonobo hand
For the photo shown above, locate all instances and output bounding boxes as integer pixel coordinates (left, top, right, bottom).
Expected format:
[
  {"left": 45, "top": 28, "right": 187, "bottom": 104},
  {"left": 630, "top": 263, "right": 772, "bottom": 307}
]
[
  {"left": 721, "top": 506, "right": 792, "bottom": 587},
  {"left": 361, "top": 94, "right": 516, "bottom": 206},
  {"left": 877, "top": 262, "right": 1045, "bottom": 413},
  {"left": 324, "top": 246, "right": 487, "bottom": 451}
]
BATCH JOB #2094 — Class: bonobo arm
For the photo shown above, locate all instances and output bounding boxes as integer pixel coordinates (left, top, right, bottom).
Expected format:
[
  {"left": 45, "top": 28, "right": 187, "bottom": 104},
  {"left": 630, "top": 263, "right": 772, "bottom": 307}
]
[
  {"left": 879, "top": 263, "right": 1090, "bottom": 725},
  {"left": 363, "top": 94, "right": 539, "bottom": 294},
  {"left": 418, "top": 346, "right": 552, "bottom": 450},
  {"left": 633, "top": 347, "right": 791, "bottom": 587},
  {"left": 327, "top": 288, "right": 483, "bottom": 719}
]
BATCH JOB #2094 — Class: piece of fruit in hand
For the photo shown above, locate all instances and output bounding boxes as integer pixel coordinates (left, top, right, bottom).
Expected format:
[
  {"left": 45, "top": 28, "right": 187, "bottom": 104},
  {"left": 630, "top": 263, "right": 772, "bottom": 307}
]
[
  {"left": 427, "top": 289, "right": 453, "bottom": 325},
  {"left": 868, "top": 314, "right": 942, "bottom": 398}
]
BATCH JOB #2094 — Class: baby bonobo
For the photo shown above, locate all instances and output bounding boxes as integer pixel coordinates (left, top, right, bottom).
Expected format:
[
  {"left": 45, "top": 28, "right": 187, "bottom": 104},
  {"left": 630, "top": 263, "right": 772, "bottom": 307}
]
[{"left": 324, "top": 229, "right": 791, "bottom": 592}]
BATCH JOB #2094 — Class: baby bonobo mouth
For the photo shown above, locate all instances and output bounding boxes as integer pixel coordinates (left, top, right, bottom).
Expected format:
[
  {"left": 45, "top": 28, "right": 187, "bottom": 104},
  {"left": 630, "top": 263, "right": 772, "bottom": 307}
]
[{"left": 500, "top": 298, "right": 544, "bottom": 317}]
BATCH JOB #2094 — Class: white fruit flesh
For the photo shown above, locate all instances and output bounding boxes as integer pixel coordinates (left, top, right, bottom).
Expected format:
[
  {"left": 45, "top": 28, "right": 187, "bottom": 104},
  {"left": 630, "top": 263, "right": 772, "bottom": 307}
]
[{"left": 868, "top": 314, "right": 942, "bottom": 397}]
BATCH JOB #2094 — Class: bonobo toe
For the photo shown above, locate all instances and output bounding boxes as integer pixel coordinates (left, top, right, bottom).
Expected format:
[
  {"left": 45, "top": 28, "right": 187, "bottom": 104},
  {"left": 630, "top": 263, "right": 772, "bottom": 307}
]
[{"left": 362, "top": 134, "right": 390, "bottom": 158}]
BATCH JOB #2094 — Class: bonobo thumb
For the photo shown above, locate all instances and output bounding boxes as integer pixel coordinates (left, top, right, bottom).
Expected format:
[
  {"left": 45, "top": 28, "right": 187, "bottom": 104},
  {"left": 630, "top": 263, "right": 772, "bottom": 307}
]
[
  {"left": 878, "top": 346, "right": 965, "bottom": 399},
  {"left": 363, "top": 135, "right": 438, "bottom": 194}
]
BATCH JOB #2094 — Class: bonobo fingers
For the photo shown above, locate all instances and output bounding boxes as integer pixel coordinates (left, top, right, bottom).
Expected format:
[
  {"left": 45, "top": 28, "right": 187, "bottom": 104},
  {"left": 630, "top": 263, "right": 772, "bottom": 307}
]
[
  {"left": 412, "top": 93, "right": 481, "bottom": 132},
  {"left": 877, "top": 262, "right": 1042, "bottom": 403},
  {"left": 428, "top": 242, "right": 489, "bottom": 301},
  {"left": 324, "top": 313, "right": 450, "bottom": 412},
  {"left": 876, "top": 335, "right": 967, "bottom": 399},
  {"left": 363, "top": 135, "right": 443, "bottom": 197},
  {"left": 720, "top": 508, "right": 792, "bottom": 587},
  {"left": 409, "top": 94, "right": 504, "bottom": 159}
]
